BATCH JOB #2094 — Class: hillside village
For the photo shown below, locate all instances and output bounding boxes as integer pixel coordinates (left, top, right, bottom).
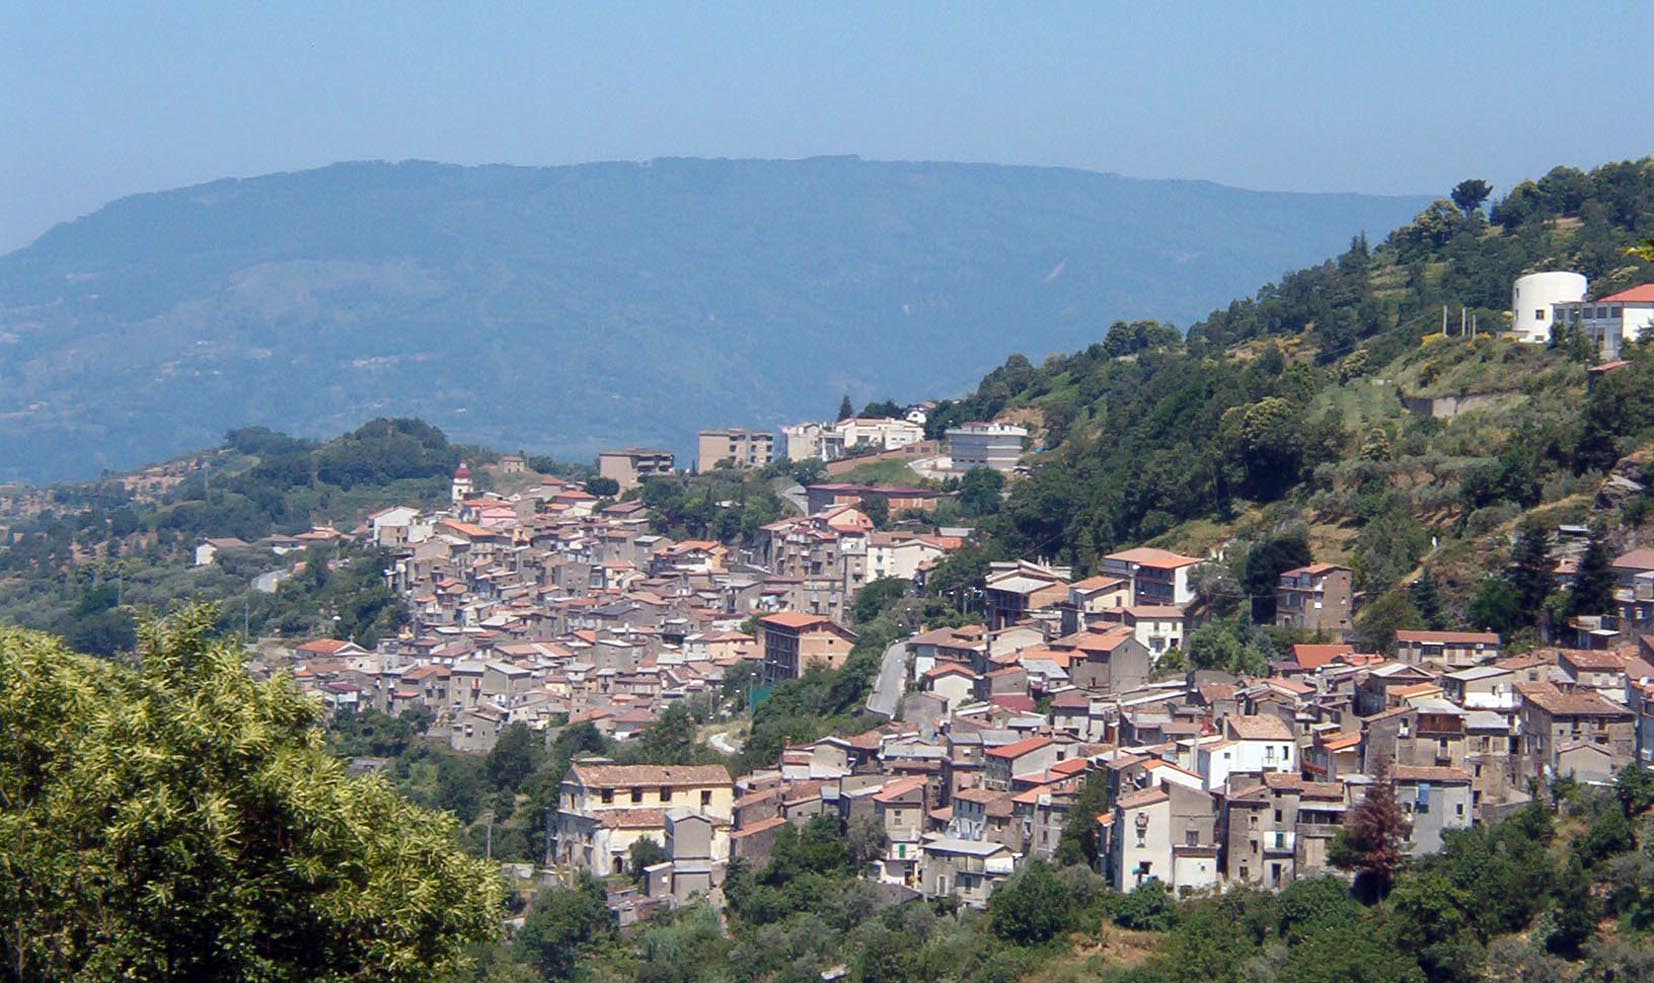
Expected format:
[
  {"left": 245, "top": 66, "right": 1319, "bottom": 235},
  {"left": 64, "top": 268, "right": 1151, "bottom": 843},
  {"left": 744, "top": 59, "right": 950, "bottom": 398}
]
[
  {"left": 8, "top": 156, "right": 1654, "bottom": 981},
  {"left": 231, "top": 265, "right": 1654, "bottom": 923}
]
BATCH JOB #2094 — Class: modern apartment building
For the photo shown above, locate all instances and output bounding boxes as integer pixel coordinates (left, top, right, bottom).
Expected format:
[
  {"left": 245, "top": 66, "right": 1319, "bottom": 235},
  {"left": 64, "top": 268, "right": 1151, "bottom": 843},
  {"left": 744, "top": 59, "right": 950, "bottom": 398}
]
[
  {"left": 597, "top": 448, "right": 676, "bottom": 491},
  {"left": 697, "top": 428, "right": 775, "bottom": 471},
  {"left": 946, "top": 421, "right": 1028, "bottom": 473}
]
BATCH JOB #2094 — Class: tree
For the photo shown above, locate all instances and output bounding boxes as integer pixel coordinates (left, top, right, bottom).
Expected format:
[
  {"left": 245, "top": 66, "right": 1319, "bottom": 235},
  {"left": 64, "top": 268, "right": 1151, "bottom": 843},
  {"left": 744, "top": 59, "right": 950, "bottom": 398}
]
[
  {"left": 1329, "top": 756, "right": 1408, "bottom": 900},
  {"left": 0, "top": 606, "right": 501, "bottom": 981},
  {"left": 1510, "top": 520, "right": 1556, "bottom": 630},
  {"left": 1618, "top": 761, "right": 1654, "bottom": 818},
  {"left": 1466, "top": 576, "right": 1522, "bottom": 634},
  {"left": 1545, "top": 857, "right": 1598, "bottom": 957},
  {"left": 518, "top": 874, "right": 615, "bottom": 981},
  {"left": 636, "top": 703, "right": 700, "bottom": 764},
  {"left": 1409, "top": 571, "right": 1447, "bottom": 630},
  {"left": 1055, "top": 770, "right": 1113, "bottom": 868},
  {"left": 958, "top": 467, "right": 1006, "bottom": 517},
  {"left": 988, "top": 859, "right": 1074, "bottom": 945},
  {"left": 487, "top": 721, "right": 544, "bottom": 790},
  {"left": 586, "top": 476, "right": 620, "bottom": 497},
  {"left": 837, "top": 394, "right": 855, "bottom": 421},
  {"left": 1570, "top": 523, "right": 1617, "bottom": 618},
  {"left": 1112, "top": 879, "right": 1178, "bottom": 932},
  {"left": 1241, "top": 529, "right": 1311, "bottom": 623},
  {"left": 629, "top": 837, "right": 669, "bottom": 882},
  {"left": 1450, "top": 179, "right": 1493, "bottom": 218}
]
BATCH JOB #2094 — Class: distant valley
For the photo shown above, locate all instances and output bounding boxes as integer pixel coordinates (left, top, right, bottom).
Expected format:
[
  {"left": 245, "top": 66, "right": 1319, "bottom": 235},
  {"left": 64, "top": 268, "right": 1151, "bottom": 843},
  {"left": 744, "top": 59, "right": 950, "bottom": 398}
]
[{"left": 0, "top": 156, "right": 1429, "bottom": 482}]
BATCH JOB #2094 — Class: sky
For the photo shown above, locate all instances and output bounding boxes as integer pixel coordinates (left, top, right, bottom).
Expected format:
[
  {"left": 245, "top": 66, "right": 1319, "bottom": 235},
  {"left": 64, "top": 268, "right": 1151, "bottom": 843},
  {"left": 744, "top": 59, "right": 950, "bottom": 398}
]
[{"left": 3, "top": 2, "right": 1652, "bottom": 253}]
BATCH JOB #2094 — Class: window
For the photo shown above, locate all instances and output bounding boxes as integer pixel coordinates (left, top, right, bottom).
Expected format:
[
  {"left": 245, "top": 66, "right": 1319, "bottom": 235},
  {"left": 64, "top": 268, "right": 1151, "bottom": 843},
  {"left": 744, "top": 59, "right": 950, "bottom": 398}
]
[
  {"left": 659, "top": 786, "right": 671, "bottom": 802},
  {"left": 701, "top": 790, "right": 713, "bottom": 808},
  {"left": 1455, "top": 802, "right": 1464, "bottom": 816},
  {"left": 631, "top": 787, "right": 644, "bottom": 803},
  {"left": 600, "top": 788, "right": 614, "bottom": 804},
  {"left": 1274, "top": 809, "right": 1283, "bottom": 823},
  {"left": 1536, "top": 309, "right": 1546, "bottom": 320},
  {"left": 1265, "top": 746, "right": 1276, "bottom": 762},
  {"left": 1186, "top": 830, "right": 1199, "bottom": 846}
]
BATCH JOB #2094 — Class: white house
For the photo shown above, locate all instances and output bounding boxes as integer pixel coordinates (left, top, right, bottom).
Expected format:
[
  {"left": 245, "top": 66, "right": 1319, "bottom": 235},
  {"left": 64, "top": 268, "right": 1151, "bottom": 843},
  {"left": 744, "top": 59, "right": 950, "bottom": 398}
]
[
  {"left": 1552, "top": 284, "right": 1654, "bottom": 360},
  {"left": 1196, "top": 715, "right": 1298, "bottom": 790}
]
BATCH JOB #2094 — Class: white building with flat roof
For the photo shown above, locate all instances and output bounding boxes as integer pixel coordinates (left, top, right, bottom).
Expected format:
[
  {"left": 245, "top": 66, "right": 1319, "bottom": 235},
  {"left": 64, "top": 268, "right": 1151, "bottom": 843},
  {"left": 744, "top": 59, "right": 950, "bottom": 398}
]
[{"left": 946, "top": 422, "right": 1027, "bottom": 472}]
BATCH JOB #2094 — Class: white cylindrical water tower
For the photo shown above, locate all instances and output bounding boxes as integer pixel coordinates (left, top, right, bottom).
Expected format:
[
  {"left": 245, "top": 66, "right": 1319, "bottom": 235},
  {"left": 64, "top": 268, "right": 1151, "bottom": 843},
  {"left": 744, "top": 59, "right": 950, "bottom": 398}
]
[{"left": 1511, "top": 271, "right": 1587, "bottom": 344}]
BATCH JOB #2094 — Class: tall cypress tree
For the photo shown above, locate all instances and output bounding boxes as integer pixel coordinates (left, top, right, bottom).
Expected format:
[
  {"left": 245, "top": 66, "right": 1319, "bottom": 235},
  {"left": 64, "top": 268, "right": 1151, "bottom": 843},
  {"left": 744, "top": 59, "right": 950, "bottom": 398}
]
[
  {"left": 1570, "top": 524, "right": 1618, "bottom": 618},
  {"left": 836, "top": 393, "right": 855, "bottom": 421},
  {"left": 1409, "top": 570, "right": 1447, "bottom": 630},
  {"left": 1510, "top": 519, "right": 1556, "bottom": 625}
]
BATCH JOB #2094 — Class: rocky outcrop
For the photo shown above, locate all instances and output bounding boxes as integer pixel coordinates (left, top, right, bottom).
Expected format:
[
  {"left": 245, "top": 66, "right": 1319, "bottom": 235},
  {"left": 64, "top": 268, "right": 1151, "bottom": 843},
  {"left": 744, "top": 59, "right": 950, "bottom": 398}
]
[{"left": 1597, "top": 448, "right": 1654, "bottom": 510}]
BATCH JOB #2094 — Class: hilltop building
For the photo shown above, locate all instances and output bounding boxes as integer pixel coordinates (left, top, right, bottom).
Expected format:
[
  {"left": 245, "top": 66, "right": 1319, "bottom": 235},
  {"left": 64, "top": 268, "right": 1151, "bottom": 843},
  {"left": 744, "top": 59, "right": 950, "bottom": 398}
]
[{"left": 946, "top": 422, "right": 1028, "bottom": 473}]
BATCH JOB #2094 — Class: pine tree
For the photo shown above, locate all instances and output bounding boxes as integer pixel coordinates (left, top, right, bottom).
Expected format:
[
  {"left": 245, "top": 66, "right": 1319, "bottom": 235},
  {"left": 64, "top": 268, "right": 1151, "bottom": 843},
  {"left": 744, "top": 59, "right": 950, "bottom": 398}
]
[
  {"left": 1570, "top": 523, "right": 1618, "bottom": 618},
  {"left": 1329, "top": 756, "right": 1409, "bottom": 901},
  {"left": 1510, "top": 519, "right": 1556, "bottom": 625},
  {"left": 1409, "top": 570, "right": 1447, "bottom": 630},
  {"left": 837, "top": 393, "right": 855, "bottom": 421}
]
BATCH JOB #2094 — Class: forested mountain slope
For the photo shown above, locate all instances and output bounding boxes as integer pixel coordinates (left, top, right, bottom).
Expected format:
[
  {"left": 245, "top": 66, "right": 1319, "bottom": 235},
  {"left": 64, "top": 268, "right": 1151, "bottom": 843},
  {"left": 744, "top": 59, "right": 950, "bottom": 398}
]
[{"left": 0, "top": 156, "right": 1428, "bottom": 481}]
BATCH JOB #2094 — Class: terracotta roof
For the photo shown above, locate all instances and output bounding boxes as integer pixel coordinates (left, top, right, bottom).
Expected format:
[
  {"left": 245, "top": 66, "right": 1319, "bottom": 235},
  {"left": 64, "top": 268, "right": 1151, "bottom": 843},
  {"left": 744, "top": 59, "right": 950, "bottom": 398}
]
[
  {"left": 1317, "top": 731, "right": 1362, "bottom": 751},
  {"left": 760, "top": 611, "right": 836, "bottom": 630},
  {"left": 597, "top": 808, "right": 669, "bottom": 829},
  {"left": 1613, "top": 548, "right": 1654, "bottom": 572},
  {"left": 872, "top": 776, "right": 928, "bottom": 803},
  {"left": 985, "top": 736, "right": 1054, "bottom": 760},
  {"left": 1105, "top": 547, "right": 1202, "bottom": 568},
  {"left": 1292, "top": 643, "right": 1353, "bottom": 670},
  {"left": 571, "top": 763, "right": 732, "bottom": 788},
  {"left": 1517, "top": 682, "right": 1632, "bottom": 718},
  {"left": 1599, "top": 285, "right": 1654, "bottom": 304},
  {"left": 1225, "top": 715, "right": 1294, "bottom": 741},
  {"left": 1070, "top": 575, "right": 1127, "bottom": 592},
  {"left": 1116, "top": 786, "right": 1170, "bottom": 809},
  {"left": 731, "top": 815, "right": 788, "bottom": 839},
  {"left": 295, "top": 638, "right": 354, "bottom": 655},
  {"left": 1395, "top": 630, "right": 1500, "bottom": 645},
  {"left": 1558, "top": 648, "right": 1629, "bottom": 671}
]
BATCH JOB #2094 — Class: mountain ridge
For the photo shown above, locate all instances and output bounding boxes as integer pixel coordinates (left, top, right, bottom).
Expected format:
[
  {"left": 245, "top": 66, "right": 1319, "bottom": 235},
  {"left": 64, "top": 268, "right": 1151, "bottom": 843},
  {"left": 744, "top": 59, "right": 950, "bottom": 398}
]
[{"left": 0, "top": 156, "right": 1430, "bottom": 482}]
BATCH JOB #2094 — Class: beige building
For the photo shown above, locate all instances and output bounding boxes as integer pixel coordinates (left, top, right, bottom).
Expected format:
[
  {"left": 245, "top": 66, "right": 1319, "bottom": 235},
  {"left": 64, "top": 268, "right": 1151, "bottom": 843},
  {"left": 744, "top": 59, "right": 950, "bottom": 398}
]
[
  {"left": 697, "top": 428, "right": 775, "bottom": 471},
  {"left": 597, "top": 448, "right": 676, "bottom": 491},
  {"left": 554, "top": 763, "right": 734, "bottom": 878}
]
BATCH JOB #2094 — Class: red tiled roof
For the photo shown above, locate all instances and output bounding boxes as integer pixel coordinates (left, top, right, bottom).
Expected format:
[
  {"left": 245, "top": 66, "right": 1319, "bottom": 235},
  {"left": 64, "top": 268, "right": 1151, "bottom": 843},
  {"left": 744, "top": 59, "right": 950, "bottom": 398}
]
[
  {"left": 1292, "top": 643, "right": 1353, "bottom": 670},
  {"left": 985, "top": 736, "right": 1054, "bottom": 760},
  {"left": 1599, "top": 285, "right": 1654, "bottom": 304}
]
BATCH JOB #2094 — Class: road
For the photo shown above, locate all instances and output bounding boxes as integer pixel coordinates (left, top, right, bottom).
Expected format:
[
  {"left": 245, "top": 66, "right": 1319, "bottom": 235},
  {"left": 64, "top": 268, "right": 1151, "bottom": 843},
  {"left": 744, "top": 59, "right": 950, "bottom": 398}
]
[
  {"left": 709, "top": 730, "right": 744, "bottom": 756},
  {"left": 865, "top": 639, "right": 910, "bottom": 718}
]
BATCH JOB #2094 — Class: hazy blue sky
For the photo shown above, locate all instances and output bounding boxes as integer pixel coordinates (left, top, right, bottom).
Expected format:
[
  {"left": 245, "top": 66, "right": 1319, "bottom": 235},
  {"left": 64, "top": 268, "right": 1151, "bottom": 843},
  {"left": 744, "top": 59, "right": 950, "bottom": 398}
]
[{"left": 4, "top": 2, "right": 1652, "bottom": 252}]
